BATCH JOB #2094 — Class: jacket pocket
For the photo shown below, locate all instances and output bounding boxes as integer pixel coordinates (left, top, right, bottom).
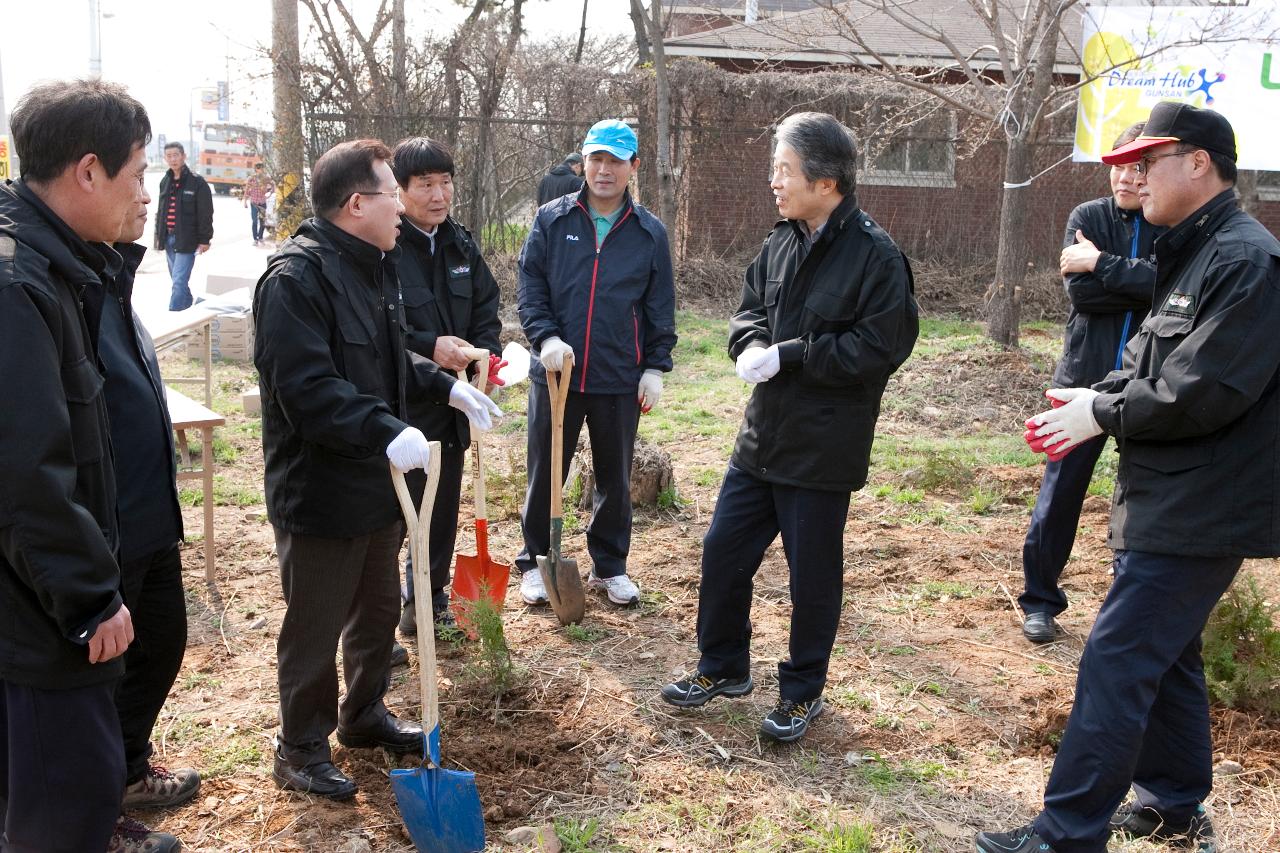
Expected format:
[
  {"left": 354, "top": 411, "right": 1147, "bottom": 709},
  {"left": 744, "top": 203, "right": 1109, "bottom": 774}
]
[
  {"left": 1126, "top": 440, "right": 1212, "bottom": 474},
  {"left": 806, "top": 290, "right": 859, "bottom": 325},
  {"left": 337, "top": 319, "right": 382, "bottom": 394},
  {"left": 62, "top": 358, "right": 106, "bottom": 465},
  {"left": 764, "top": 279, "right": 783, "bottom": 307},
  {"left": 1141, "top": 313, "right": 1193, "bottom": 339}
]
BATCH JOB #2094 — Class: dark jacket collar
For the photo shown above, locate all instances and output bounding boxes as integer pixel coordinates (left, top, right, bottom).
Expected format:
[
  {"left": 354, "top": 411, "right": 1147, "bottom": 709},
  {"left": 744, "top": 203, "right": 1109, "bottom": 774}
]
[
  {"left": 783, "top": 192, "right": 860, "bottom": 247},
  {"left": 312, "top": 216, "right": 398, "bottom": 270},
  {"left": 398, "top": 214, "right": 463, "bottom": 255},
  {"left": 2, "top": 179, "right": 122, "bottom": 284},
  {"left": 1156, "top": 188, "right": 1237, "bottom": 258}
]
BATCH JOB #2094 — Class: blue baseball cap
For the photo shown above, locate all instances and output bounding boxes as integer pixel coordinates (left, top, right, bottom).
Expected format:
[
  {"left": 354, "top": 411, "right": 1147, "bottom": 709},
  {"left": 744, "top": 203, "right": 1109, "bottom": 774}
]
[{"left": 582, "top": 119, "right": 638, "bottom": 160}]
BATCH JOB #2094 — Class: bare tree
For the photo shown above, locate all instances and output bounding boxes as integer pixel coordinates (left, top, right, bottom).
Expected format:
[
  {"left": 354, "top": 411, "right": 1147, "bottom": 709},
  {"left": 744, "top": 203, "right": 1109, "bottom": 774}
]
[
  {"left": 647, "top": 0, "right": 677, "bottom": 236},
  {"left": 629, "top": 0, "right": 652, "bottom": 65},
  {"left": 272, "top": 0, "right": 307, "bottom": 237},
  {"left": 574, "top": 0, "right": 589, "bottom": 64},
  {"left": 756, "top": 0, "right": 1274, "bottom": 346}
]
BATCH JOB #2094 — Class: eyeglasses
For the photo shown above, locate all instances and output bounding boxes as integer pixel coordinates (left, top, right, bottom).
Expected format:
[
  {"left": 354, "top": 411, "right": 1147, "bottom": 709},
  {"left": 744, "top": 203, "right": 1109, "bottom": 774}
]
[
  {"left": 341, "top": 188, "right": 401, "bottom": 205},
  {"left": 1135, "top": 151, "right": 1193, "bottom": 175}
]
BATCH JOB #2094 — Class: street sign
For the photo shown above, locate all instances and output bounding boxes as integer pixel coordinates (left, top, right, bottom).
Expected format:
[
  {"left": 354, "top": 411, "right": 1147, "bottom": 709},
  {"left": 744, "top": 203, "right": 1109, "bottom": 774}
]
[
  {"left": 200, "top": 88, "right": 218, "bottom": 111},
  {"left": 217, "top": 81, "right": 229, "bottom": 122}
]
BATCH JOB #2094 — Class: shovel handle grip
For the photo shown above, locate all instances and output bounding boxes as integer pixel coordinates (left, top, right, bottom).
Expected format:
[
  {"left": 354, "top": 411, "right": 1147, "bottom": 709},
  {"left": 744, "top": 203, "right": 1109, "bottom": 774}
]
[
  {"left": 390, "top": 449, "right": 443, "bottom": 736},
  {"left": 544, "top": 353, "right": 574, "bottom": 517}
]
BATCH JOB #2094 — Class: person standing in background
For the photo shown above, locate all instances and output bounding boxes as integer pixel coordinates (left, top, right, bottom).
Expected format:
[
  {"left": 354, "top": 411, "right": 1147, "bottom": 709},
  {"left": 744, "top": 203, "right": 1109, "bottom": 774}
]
[{"left": 153, "top": 142, "right": 212, "bottom": 311}]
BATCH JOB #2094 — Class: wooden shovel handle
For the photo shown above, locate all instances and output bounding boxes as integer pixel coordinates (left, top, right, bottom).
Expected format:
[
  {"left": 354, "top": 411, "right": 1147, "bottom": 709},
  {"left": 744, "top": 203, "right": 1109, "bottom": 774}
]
[
  {"left": 390, "top": 447, "right": 442, "bottom": 735},
  {"left": 544, "top": 353, "right": 573, "bottom": 518}
]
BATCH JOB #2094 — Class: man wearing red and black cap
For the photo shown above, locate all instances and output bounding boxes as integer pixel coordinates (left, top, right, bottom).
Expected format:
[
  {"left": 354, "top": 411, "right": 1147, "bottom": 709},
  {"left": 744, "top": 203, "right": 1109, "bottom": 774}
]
[{"left": 980, "top": 101, "right": 1280, "bottom": 853}]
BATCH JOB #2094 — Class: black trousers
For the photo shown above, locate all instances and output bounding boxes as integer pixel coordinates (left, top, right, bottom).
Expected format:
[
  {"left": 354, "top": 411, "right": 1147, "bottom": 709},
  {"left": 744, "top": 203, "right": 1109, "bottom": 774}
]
[
  {"left": 1019, "top": 436, "right": 1107, "bottom": 617},
  {"left": 403, "top": 444, "right": 466, "bottom": 610},
  {"left": 515, "top": 385, "right": 639, "bottom": 579},
  {"left": 1034, "top": 549, "right": 1242, "bottom": 853},
  {"left": 274, "top": 522, "right": 402, "bottom": 767},
  {"left": 115, "top": 542, "right": 186, "bottom": 784},
  {"left": 1, "top": 679, "right": 124, "bottom": 852},
  {"left": 696, "top": 464, "right": 851, "bottom": 702}
]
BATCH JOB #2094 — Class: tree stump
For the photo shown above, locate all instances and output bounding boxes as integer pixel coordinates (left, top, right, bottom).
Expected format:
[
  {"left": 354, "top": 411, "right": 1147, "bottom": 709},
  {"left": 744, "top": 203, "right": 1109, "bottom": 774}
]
[{"left": 570, "top": 435, "right": 674, "bottom": 510}]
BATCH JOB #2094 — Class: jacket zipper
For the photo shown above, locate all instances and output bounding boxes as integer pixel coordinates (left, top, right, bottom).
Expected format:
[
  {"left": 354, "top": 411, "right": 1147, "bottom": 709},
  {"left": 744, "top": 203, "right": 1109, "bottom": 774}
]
[
  {"left": 575, "top": 201, "right": 633, "bottom": 392},
  {"left": 632, "top": 307, "right": 640, "bottom": 364}
]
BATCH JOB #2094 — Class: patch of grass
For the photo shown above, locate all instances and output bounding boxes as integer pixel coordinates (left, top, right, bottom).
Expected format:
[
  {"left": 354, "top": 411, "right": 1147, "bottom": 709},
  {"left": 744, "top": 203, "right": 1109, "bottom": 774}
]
[
  {"left": 969, "top": 483, "right": 1005, "bottom": 514},
  {"left": 1087, "top": 439, "right": 1119, "bottom": 498},
  {"left": 832, "top": 687, "right": 873, "bottom": 711},
  {"left": 693, "top": 467, "right": 722, "bottom": 487},
  {"left": 178, "top": 475, "right": 263, "bottom": 507},
  {"left": 564, "top": 623, "right": 608, "bottom": 643},
  {"left": 1204, "top": 574, "right": 1280, "bottom": 715},
  {"left": 180, "top": 672, "right": 223, "bottom": 690},
  {"left": 638, "top": 311, "right": 748, "bottom": 447},
  {"left": 856, "top": 753, "right": 947, "bottom": 792},
  {"left": 798, "top": 816, "right": 875, "bottom": 853},
  {"left": 637, "top": 588, "right": 670, "bottom": 616},
  {"left": 657, "top": 484, "right": 687, "bottom": 509},
  {"left": 201, "top": 736, "right": 263, "bottom": 778},
  {"left": 912, "top": 580, "right": 977, "bottom": 601},
  {"left": 555, "top": 817, "right": 620, "bottom": 852}
]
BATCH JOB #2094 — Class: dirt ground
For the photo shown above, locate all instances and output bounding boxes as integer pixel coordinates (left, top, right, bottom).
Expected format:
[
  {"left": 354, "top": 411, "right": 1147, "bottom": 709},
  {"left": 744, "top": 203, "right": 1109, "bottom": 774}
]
[{"left": 141, "top": 317, "right": 1280, "bottom": 852}]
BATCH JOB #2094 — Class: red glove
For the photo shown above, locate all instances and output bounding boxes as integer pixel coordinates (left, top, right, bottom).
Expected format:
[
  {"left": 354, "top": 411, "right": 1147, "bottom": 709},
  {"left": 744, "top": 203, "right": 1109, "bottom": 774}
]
[
  {"left": 1022, "top": 391, "right": 1078, "bottom": 461},
  {"left": 487, "top": 354, "right": 508, "bottom": 387}
]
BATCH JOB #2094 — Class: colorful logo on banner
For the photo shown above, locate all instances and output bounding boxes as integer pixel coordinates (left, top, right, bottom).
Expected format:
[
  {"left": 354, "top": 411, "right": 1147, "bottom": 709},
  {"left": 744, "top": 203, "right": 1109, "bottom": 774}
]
[
  {"left": 1073, "top": 6, "right": 1278, "bottom": 169},
  {"left": 0, "top": 135, "right": 12, "bottom": 181}
]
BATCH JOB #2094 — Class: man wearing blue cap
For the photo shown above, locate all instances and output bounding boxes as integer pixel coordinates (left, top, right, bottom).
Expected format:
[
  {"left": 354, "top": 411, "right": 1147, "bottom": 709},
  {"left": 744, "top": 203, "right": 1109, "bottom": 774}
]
[{"left": 516, "top": 119, "right": 677, "bottom": 608}]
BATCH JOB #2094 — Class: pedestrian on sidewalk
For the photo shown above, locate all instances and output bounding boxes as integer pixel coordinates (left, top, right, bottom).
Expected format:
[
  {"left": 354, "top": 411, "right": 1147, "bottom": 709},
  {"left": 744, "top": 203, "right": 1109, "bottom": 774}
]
[
  {"left": 1017, "top": 122, "right": 1160, "bottom": 645},
  {"left": 536, "top": 151, "right": 583, "bottom": 207},
  {"left": 980, "top": 101, "right": 1280, "bottom": 853},
  {"left": 153, "top": 142, "right": 213, "bottom": 310},
  {"left": 661, "top": 112, "right": 918, "bottom": 744},
  {"left": 515, "top": 119, "right": 677, "bottom": 609},
  {"left": 243, "top": 162, "right": 275, "bottom": 246},
  {"left": 254, "top": 139, "right": 500, "bottom": 801},
  {"left": 1, "top": 78, "right": 147, "bottom": 853}
]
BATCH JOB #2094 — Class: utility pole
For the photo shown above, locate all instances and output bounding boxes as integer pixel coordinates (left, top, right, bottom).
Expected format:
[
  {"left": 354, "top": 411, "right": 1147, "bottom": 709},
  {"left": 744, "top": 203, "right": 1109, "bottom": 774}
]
[
  {"left": 89, "top": 0, "right": 103, "bottom": 78},
  {"left": 272, "top": 0, "right": 307, "bottom": 237}
]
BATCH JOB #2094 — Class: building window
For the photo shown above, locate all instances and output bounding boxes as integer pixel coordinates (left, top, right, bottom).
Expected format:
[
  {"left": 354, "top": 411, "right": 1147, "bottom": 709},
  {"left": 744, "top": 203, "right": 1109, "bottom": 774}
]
[
  {"left": 860, "top": 109, "right": 956, "bottom": 189},
  {"left": 1254, "top": 170, "right": 1280, "bottom": 202}
]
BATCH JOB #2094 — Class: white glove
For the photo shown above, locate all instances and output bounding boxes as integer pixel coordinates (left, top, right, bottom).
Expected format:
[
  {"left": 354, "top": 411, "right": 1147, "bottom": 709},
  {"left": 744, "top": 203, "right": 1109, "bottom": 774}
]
[
  {"left": 637, "top": 369, "right": 663, "bottom": 412},
  {"left": 386, "top": 427, "right": 432, "bottom": 472},
  {"left": 1030, "top": 388, "right": 1103, "bottom": 454},
  {"left": 735, "top": 344, "right": 781, "bottom": 384},
  {"left": 538, "top": 336, "right": 574, "bottom": 372},
  {"left": 448, "top": 380, "right": 503, "bottom": 432}
]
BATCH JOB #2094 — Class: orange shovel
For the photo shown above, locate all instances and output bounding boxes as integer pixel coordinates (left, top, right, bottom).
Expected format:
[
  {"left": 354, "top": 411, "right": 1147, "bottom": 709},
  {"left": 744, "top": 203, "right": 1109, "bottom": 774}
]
[{"left": 451, "top": 348, "right": 510, "bottom": 615}]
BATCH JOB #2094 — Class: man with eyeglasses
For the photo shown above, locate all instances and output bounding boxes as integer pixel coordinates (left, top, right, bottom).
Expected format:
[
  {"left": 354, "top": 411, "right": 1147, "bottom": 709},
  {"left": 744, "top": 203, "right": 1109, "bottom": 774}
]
[
  {"left": 1016, "top": 122, "right": 1161, "bottom": 646},
  {"left": 980, "top": 102, "right": 1280, "bottom": 853},
  {"left": 253, "top": 139, "right": 500, "bottom": 800}
]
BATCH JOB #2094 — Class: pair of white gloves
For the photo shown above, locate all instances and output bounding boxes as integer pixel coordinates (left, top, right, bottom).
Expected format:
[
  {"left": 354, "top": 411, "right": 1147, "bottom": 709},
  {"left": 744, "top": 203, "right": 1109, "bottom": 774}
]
[
  {"left": 1024, "top": 387, "right": 1103, "bottom": 460},
  {"left": 539, "top": 336, "right": 664, "bottom": 413},
  {"left": 735, "top": 344, "right": 781, "bottom": 384},
  {"left": 387, "top": 380, "right": 503, "bottom": 472}
]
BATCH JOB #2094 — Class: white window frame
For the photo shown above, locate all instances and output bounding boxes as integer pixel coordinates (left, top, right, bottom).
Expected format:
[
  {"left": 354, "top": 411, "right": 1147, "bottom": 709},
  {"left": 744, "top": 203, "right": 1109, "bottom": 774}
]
[{"left": 859, "top": 110, "right": 957, "bottom": 189}]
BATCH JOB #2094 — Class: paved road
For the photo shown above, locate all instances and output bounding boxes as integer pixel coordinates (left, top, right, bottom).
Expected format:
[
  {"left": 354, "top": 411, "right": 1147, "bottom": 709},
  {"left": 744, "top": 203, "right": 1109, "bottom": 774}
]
[{"left": 132, "top": 168, "right": 277, "bottom": 315}]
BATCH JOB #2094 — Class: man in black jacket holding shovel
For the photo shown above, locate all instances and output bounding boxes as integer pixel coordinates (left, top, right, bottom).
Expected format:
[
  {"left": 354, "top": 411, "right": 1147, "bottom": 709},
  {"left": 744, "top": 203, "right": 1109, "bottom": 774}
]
[
  {"left": 661, "top": 112, "right": 918, "bottom": 743},
  {"left": 255, "top": 139, "right": 500, "bottom": 800}
]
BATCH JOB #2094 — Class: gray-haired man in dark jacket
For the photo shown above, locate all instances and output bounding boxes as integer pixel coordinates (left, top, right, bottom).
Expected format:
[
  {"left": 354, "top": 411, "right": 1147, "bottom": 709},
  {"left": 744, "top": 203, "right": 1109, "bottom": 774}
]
[{"left": 661, "top": 112, "right": 918, "bottom": 744}]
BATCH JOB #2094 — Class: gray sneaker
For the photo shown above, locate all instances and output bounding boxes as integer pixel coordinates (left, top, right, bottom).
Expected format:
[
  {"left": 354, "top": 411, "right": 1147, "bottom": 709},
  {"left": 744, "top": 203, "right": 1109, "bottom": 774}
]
[
  {"left": 121, "top": 764, "right": 200, "bottom": 809},
  {"left": 106, "top": 816, "right": 181, "bottom": 853}
]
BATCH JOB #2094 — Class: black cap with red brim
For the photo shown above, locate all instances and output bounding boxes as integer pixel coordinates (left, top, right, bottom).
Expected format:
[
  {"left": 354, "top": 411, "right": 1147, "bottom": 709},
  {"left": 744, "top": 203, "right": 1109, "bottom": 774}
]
[{"left": 1101, "top": 100, "right": 1237, "bottom": 165}]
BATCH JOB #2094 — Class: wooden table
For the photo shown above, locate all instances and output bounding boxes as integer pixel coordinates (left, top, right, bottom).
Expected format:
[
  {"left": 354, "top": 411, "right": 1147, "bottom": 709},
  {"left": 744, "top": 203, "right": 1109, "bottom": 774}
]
[
  {"left": 140, "top": 306, "right": 220, "bottom": 407},
  {"left": 167, "top": 387, "right": 225, "bottom": 583}
]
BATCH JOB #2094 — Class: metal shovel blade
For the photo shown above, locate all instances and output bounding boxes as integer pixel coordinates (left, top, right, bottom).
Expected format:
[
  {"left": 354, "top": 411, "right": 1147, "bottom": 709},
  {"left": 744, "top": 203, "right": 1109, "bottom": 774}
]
[
  {"left": 536, "top": 520, "right": 584, "bottom": 626},
  {"left": 391, "top": 727, "right": 485, "bottom": 853}
]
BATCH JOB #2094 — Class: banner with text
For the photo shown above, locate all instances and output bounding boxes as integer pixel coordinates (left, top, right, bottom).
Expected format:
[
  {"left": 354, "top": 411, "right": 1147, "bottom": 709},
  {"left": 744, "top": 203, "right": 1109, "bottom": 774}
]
[
  {"left": 1075, "top": 6, "right": 1280, "bottom": 170},
  {"left": 0, "top": 135, "right": 12, "bottom": 181}
]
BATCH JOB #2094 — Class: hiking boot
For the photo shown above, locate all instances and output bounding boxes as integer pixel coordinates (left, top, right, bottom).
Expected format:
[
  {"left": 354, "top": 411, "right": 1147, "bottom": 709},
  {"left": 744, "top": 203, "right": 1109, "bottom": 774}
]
[
  {"left": 390, "top": 641, "right": 409, "bottom": 667},
  {"left": 975, "top": 825, "right": 1057, "bottom": 852},
  {"left": 759, "top": 696, "right": 824, "bottom": 743},
  {"left": 1022, "top": 612, "right": 1060, "bottom": 644},
  {"left": 122, "top": 764, "right": 201, "bottom": 809},
  {"left": 520, "top": 569, "right": 549, "bottom": 605},
  {"left": 1110, "top": 801, "right": 1216, "bottom": 850},
  {"left": 661, "top": 671, "right": 753, "bottom": 708},
  {"left": 433, "top": 607, "right": 464, "bottom": 641},
  {"left": 586, "top": 571, "right": 639, "bottom": 606},
  {"left": 107, "top": 816, "right": 181, "bottom": 853}
]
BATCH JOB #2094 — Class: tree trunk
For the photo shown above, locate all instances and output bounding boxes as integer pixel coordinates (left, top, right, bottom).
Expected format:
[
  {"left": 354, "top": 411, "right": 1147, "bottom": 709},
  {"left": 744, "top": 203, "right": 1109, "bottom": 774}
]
[
  {"left": 1237, "top": 169, "right": 1260, "bottom": 217},
  {"left": 629, "top": 0, "right": 652, "bottom": 65},
  {"left": 648, "top": 0, "right": 677, "bottom": 240},
  {"left": 272, "top": 0, "right": 307, "bottom": 239},
  {"left": 391, "top": 0, "right": 407, "bottom": 113},
  {"left": 573, "top": 0, "right": 588, "bottom": 64},
  {"left": 987, "top": 138, "right": 1031, "bottom": 348}
]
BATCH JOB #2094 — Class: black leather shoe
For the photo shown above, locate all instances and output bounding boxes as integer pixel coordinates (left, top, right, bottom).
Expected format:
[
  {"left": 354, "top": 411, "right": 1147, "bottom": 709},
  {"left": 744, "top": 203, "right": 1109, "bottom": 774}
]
[
  {"left": 390, "top": 641, "right": 409, "bottom": 667},
  {"left": 272, "top": 751, "right": 357, "bottom": 800},
  {"left": 337, "top": 714, "right": 425, "bottom": 755},
  {"left": 1022, "top": 612, "right": 1060, "bottom": 644},
  {"left": 398, "top": 601, "right": 417, "bottom": 637}
]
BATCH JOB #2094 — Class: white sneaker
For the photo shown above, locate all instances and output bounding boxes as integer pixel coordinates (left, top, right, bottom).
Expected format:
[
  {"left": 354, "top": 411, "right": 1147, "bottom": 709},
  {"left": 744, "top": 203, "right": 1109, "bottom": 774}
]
[
  {"left": 587, "top": 571, "right": 640, "bottom": 606},
  {"left": 520, "top": 569, "right": 549, "bottom": 605}
]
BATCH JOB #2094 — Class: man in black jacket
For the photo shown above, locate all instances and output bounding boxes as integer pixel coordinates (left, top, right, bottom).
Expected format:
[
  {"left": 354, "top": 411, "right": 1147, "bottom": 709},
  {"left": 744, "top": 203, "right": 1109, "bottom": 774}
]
[
  {"left": 536, "top": 152, "right": 583, "bottom": 207},
  {"left": 0, "top": 79, "right": 146, "bottom": 853},
  {"left": 1018, "top": 122, "right": 1159, "bottom": 644},
  {"left": 980, "top": 103, "right": 1280, "bottom": 853},
  {"left": 97, "top": 183, "right": 195, "bottom": 852},
  {"left": 254, "top": 139, "right": 500, "bottom": 801},
  {"left": 153, "top": 142, "right": 213, "bottom": 311},
  {"left": 661, "top": 112, "right": 918, "bottom": 743},
  {"left": 391, "top": 136, "right": 503, "bottom": 639}
]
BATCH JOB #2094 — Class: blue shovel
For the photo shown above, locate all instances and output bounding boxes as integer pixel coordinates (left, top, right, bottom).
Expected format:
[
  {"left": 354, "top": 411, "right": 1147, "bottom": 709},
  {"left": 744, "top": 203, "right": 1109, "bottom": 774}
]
[{"left": 390, "top": 454, "right": 486, "bottom": 853}]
